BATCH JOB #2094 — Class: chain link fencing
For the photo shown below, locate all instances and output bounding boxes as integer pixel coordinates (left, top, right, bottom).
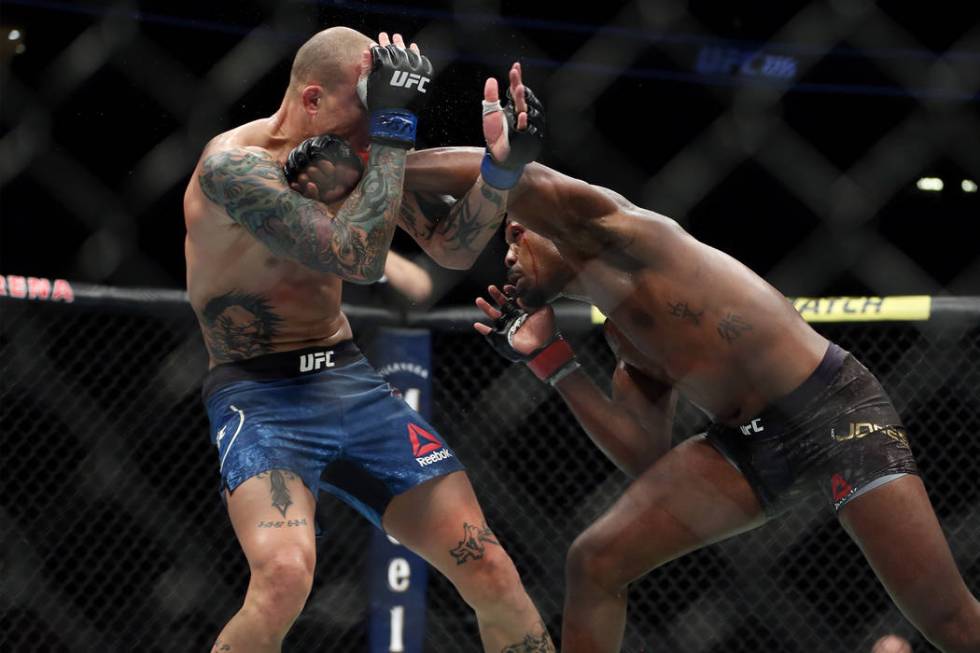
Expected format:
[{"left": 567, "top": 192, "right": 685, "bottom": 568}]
[
  {"left": 1, "top": 1, "right": 978, "bottom": 298},
  {"left": 1, "top": 293, "right": 977, "bottom": 652},
  {"left": 2, "top": 1, "right": 979, "bottom": 651}
]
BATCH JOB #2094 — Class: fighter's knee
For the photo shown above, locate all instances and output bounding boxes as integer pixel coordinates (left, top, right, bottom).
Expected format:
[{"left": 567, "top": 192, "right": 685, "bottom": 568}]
[
  {"left": 455, "top": 549, "right": 525, "bottom": 612},
  {"left": 919, "top": 599, "right": 980, "bottom": 653},
  {"left": 248, "top": 546, "right": 315, "bottom": 624},
  {"left": 565, "top": 530, "right": 628, "bottom": 594}
]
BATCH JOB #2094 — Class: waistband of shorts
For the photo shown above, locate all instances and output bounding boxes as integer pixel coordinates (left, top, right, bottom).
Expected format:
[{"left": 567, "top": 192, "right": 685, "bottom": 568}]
[
  {"left": 760, "top": 341, "right": 848, "bottom": 423},
  {"left": 202, "top": 340, "right": 364, "bottom": 400}
]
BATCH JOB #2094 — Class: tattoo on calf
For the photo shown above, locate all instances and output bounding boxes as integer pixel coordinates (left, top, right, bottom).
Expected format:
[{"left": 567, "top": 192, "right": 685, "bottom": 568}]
[
  {"left": 258, "top": 518, "right": 308, "bottom": 529},
  {"left": 500, "top": 624, "right": 555, "bottom": 653},
  {"left": 256, "top": 470, "right": 296, "bottom": 517},
  {"left": 449, "top": 522, "right": 499, "bottom": 565},
  {"left": 666, "top": 301, "right": 703, "bottom": 326},
  {"left": 201, "top": 292, "right": 283, "bottom": 363},
  {"left": 717, "top": 313, "right": 753, "bottom": 343}
]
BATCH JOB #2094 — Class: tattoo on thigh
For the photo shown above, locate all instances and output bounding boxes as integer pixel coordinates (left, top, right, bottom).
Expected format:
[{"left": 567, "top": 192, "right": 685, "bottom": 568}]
[
  {"left": 449, "top": 522, "right": 499, "bottom": 565},
  {"left": 257, "top": 470, "right": 296, "bottom": 517},
  {"left": 500, "top": 624, "right": 555, "bottom": 652}
]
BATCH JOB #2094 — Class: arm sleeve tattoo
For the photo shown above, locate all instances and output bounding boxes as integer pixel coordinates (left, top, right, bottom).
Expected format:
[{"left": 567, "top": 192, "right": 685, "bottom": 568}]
[
  {"left": 399, "top": 179, "right": 508, "bottom": 269},
  {"left": 199, "top": 145, "right": 407, "bottom": 283}
]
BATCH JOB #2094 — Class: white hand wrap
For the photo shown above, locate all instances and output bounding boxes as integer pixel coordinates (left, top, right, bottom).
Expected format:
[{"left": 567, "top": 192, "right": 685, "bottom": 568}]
[{"left": 481, "top": 99, "right": 503, "bottom": 116}]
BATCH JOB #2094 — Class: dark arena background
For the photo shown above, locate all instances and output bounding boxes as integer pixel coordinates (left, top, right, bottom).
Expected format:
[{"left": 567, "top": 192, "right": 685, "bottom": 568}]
[{"left": 1, "top": 1, "right": 978, "bottom": 652}]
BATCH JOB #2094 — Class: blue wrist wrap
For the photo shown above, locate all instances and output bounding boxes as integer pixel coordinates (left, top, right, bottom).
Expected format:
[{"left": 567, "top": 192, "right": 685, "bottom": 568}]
[
  {"left": 480, "top": 152, "right": 524, "bottom": 190},
  {"left": 369, "top": 110, "right": 417, "bottom": 148}
]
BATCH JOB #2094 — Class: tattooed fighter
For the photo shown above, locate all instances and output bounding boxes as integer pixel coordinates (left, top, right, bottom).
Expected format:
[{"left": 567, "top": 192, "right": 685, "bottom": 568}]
[
  {"left": 184, "top": 27, "right": 553, "bottom": 652},
  {"left": 398, "top": 148, "right": 980, "bottom": 650}
]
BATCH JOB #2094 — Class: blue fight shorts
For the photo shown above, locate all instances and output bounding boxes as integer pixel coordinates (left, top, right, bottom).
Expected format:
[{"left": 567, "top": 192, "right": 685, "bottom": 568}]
[{"left": 202, "top": 341, "right": 464, "bottom": 529}]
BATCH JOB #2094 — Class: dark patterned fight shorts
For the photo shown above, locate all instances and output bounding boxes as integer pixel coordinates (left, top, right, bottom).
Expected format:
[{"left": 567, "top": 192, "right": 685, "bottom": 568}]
[{"left": 706, "top": 343, "right": 918, "bottom": 517}]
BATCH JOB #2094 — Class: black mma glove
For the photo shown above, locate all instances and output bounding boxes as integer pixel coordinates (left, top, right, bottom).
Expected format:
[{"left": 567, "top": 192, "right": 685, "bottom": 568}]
[
  {"left": 483, "top": 299, "right": 579, "bottom": 385},
  {"left": 358, "top": 43, "right": 433, "bottom": 149},
  {"left": 481, "top": 85, "right": 546, "bottom": 190},
  {"left": 282, "top": 134, "right": 364, "bottom": 186}
]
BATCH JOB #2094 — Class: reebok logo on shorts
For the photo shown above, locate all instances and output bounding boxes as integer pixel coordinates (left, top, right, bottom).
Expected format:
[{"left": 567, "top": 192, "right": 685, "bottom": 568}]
[
  {"left": 831, "top": 472, "right": 853, "bottom": 504},
  {"left": 408, "top": 423, "right": 452, "bottom": 466}
]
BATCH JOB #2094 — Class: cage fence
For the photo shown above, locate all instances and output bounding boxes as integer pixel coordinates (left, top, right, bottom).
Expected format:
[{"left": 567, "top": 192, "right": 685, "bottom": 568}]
[
  {"left": 1, "top": 294, "right": 978, "bottom": 652},
  {"left": 2, "top": 1, "right": 979, "bottom": 652}
]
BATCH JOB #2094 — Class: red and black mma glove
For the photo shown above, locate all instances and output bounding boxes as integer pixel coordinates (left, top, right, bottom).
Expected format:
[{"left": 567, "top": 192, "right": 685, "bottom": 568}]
[
  {"left": 282, "top": 134, "right": 364, "bottom": 186},
  {"left": 480, "top": 85, "right": 546, "bottom": 190},
  {"left": 358, "top": 43, "right": 434, "bottom": 149},
  {"left": 483, "top": 301, "right": 580, "bottom": 386}
]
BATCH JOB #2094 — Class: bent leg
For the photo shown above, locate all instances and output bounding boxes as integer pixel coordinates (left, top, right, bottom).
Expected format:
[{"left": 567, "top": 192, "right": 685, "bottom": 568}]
[
  {"left": 562, "top": 435, "right": 768, "bottom": 653},
  {"left": 382, "top": 471, "right": 554, "bottom": 652},
  {"left": 838, "top": 475, "right": 980, "bottom": 653},
  {"left": 212, "top": 470, "right": 317, "bottom": 653}
]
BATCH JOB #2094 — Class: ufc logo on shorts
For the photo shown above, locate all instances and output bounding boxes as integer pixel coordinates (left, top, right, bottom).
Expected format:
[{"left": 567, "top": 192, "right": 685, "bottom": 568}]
[
  {"left": 299, "top": 350, "right": 335, "bottom": 372},
  {"left": 740, "top": 418, "right": 764, "bottom": 435},
  {"left": 389, "top": 71, "right": 429, "bottom": 93}
]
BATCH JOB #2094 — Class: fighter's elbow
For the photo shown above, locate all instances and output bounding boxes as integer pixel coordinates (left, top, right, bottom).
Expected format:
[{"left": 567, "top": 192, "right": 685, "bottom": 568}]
[{"left": 360, "top": 262, "right": 388, "bottom": 284}]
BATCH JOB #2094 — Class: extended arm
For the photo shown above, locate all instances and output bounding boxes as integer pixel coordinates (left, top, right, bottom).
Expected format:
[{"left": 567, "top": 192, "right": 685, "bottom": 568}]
[
  {"left": 199, "top": 144, "right": 406, "bottom": 283},
  {"left": 405, "top": 147, "right": 626, "bottom": 256},
  {"left": 397, "top": 63, "right": 541, "bottom": 269},
  {"left": 397, "top": 180, "right": 507, "bottom": 269}
]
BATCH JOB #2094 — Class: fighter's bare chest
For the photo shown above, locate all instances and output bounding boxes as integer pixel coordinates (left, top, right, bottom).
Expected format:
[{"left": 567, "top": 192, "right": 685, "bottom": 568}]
[
  {"left": 601, "top": 309, "right": 677, "bottom": 381},
  {"left": 588, "top": 276, "right": 708, "bottom": 383},
  {"left": 207, "top": 236, "right": 337, "bottom": 304}
]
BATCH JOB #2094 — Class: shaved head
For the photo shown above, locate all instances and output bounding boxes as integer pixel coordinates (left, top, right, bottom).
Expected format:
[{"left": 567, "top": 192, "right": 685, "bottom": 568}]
[{"left": 290, "top": 26, "right": 373, "bottom": 90}]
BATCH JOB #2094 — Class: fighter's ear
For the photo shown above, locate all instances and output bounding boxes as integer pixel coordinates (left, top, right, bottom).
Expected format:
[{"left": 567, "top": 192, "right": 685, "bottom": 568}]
[{"left": 300, "top": 85, "right": 324, "bottom": 115}]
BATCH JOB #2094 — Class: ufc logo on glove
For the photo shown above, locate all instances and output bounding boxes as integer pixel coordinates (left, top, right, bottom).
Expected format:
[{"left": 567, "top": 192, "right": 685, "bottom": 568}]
[{"left": 389, "top": 71, "right": 429, "bottom": 92}]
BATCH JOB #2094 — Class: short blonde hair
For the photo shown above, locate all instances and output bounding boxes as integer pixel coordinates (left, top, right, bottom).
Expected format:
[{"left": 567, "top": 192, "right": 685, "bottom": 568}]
[{"left": 289, "top": 26, "right": 372, "bottom": 90}]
